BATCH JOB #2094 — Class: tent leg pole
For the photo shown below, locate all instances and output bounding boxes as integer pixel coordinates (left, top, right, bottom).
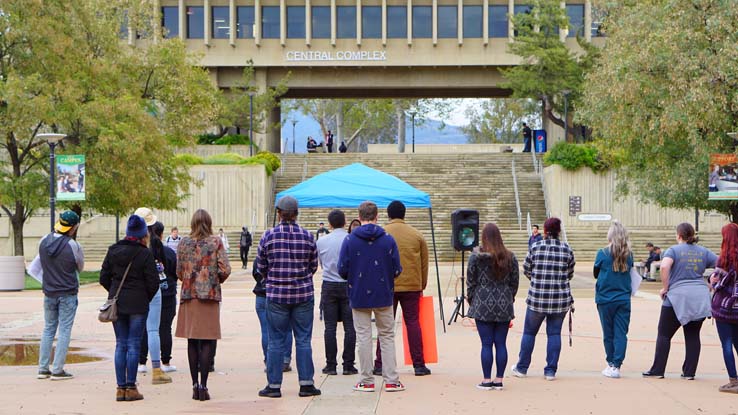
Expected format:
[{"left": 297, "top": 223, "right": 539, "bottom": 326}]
[
  {"left": 429, "top": 207, "right": 446, "bottom": 334},
  {"left": 272, "top": 208, "right": 277, "bottom": 227}
]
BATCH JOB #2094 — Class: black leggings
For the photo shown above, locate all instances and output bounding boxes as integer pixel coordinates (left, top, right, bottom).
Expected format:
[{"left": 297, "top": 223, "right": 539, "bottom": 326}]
[
  {"left": 188, "top": 339, "right": 216, "bottom": 387},
  {"left": 648, "top": 305, "right": 704, "bottom": 376}
]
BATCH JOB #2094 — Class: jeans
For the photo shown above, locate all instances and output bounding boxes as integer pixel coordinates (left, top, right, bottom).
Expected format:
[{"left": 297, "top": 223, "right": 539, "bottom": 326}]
[
  {"left": 597, "top": 301, "right": 631, "bottom": 368},
  {"left": 516, "top": 309, "right": 566, "bottom": 376},
  {"left": 139, "top": 288, "right": 162, "bottom": 364},
  {"left": 266, "top": 299, "right": 315, "bottom": 388},
  {"left": 113, "top": 313, "right": 147, "bottom": 387},
  {"left": 38, "top": 295, "right": 78, "bottom": 374},
  {"left": 375, "top": 291, "right": 424, "bottom": 368},
  {"left": 715, "top": 321, "right": 738, "bottom": 379},
  {"left": 240, "top": 246, "right": 250, "bottom": 268},
  {"left": 255, "top": 296, "right": 292, "bottom": 365},
  {"left": 321, "top": 282, "right": 356, "bottom": 369},
  {"left": 354, "top": 306, "right": 399, "bottom": 384},
  {"left": 476, "top": 320, "right": 510, "bottom": 379},
  {"left": 648, "top": 306, "right": 704, "bottom": 377}
]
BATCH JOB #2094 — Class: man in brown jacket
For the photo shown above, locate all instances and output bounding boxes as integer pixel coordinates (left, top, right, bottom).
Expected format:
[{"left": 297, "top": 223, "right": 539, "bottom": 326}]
[{"left": 374, "top": 201, "right": 431, "bottom": 376}]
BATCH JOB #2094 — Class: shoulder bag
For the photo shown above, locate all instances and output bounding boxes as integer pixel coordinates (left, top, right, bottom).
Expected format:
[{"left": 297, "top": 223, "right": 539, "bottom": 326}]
[{"left": 98, "top": 259, "right": 135, "bottom": 323}]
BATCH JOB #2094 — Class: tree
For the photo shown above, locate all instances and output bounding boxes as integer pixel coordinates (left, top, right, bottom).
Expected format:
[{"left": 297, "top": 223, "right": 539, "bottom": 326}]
[
  {"left": 502, "top": 0, "right": 599, "bottom": 141},
  {"left": 0, "top": 0, "right": 219, "bottom": 255},
  {"left": 579, "top": 0, "right": 738, "bottom": 220},
  {"left": 463, "top": 99, "right": 541, "bottom": 144}
]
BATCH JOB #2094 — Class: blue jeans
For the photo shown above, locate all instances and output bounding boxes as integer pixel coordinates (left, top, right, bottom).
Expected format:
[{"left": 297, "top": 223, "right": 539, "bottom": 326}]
[
  {"left": 516, "top": 309, "right": 566, "bottom": 376},
  {"left": 39, "top": 295, "right": 78, "bottom": 374},
  {"left": 266, "top": 299, "right": 315, "bottom": 388},
  {"left": 475, "top": 319, "right": 510, "bottom": 379},
  {"left": 113, "top": 314, "right": 147, "bottom": 387},
  {"left": 145, "top": 288, "right": 162, "bottom": 363},
  {"left": 255, "top": 295, "right": 292, "bottom": 365},
  {"left": 597, "top": 301, "right": 631, "bottom": 368},
  {"left": 716, "top": 321, "right": 738, "bottom": 379}
]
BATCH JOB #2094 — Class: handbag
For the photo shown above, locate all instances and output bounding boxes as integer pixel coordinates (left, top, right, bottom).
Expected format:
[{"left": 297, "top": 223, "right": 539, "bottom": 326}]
[
  {"left": 98, "top": 260, "right": 135, "bottom": 323},
  {"left": 712, "top": 268, "right": 738, "bottom": 323},
  {"left": 630, "top": 266, "right": 642, "bottom": 296}
]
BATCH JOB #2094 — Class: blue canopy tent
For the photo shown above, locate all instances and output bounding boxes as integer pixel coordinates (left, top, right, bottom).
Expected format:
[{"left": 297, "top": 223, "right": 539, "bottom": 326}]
[{"left": 274, "top": 163, "right": 446, "bottom": 331}]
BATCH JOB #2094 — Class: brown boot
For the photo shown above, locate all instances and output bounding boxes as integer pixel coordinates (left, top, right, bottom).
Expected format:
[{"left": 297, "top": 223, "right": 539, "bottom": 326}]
[
  {"left": 152, "top": 368, "right": 172, "bottom": 385},
  {"left": 116, "top": 387, "right": 126, "bottom": 402},
  {"left": 125, "top": 386, "right": 144, "bottom": 401},
  {"left": 719, "top": 378, "right": 738, "bottom": 393}
]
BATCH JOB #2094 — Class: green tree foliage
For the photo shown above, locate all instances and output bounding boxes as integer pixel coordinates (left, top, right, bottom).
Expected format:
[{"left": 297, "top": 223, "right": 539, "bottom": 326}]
[
  {"left": 579, "top": 0, "right": 738, "bottom": 220},
  {"left": 502, "top": 0, "right": 599, "bottom": 141},
  {"left": 0, "top": 0, "right": 219, "bottom": 254},
  {"left": 463, "top": 99, "right": 540, "bottom": 144},
  {"left": 544, "top": 142, "right": 610, "bottom": 172}
]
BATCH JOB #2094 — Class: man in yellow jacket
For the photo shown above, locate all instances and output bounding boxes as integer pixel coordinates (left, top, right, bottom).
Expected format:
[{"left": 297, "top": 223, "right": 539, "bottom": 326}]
[{"left": 374, "top": 201, "right": 431, "bottom": 376}]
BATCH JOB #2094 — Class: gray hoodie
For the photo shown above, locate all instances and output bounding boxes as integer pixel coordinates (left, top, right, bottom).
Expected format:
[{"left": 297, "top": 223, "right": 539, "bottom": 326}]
[{"left": 39, "top": 233, "right": 84, "bottom": 297}]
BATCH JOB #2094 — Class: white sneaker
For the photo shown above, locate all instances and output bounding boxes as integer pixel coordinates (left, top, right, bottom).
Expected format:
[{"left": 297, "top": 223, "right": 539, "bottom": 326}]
[
  {"left": 137, "top": 364, "right": 147, "bottom": 373},
  {"left": 545, "top": 374, "right": 556, "bottom": 381},
  {"left": 511, "top": 366, "right": 527, "bottom": 378},
  {"left": 161, "top": 364, "right": 177, "bottom": 373},
  {"left": 602, "top": 365, "right": 620, "bottom": 378}
]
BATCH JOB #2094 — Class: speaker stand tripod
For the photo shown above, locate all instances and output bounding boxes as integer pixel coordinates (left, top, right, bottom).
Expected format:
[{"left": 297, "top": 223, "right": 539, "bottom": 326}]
[{"left": 447, "top": 250, "right": 467, "bottom": 325}]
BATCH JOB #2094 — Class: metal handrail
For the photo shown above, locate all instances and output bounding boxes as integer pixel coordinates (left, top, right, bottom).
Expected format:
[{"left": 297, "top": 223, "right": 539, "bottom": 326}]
[
  {"left": 531, "top": 145, "right": 539, "bottom": 175},
  {"left": 526, "top": 211, "right": 532, "bottom": 236},
  {"left": 512, "top": 159, "right": 522, "bottom": 230},
  {"left": 535, "top": 155, "right": 551, "bottom": 218}
]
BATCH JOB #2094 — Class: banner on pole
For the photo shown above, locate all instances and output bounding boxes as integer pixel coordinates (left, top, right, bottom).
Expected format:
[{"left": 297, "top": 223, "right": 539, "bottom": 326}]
[{"left": 56, "top": 155, "right": 86, "bottom": 201}]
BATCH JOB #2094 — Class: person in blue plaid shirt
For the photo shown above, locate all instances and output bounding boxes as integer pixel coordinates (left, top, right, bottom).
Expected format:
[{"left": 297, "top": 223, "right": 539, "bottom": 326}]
[
  {"left": 257, "top": 196, "right": 321, "bottom": 399},
  {"left": 512, "top": 217, "right": 575, "bottom": 381}
]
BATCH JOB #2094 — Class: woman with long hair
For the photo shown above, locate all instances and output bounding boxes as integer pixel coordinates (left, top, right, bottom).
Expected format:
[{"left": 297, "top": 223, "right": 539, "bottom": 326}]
[
  {"left": 709, "top": 223, "right": 738, "bottom": 393},
  {"left": 643, "top": 223, "right": 717, "bottom": 380},
  {"left": 176, "top": 209, "right": 231, "bottom": 401},
  {"left": 594, "top": 220, "right": 633, "bottom": 378},
  {"left": 466, "top": 223, "right": 519, "bottom": 390}
]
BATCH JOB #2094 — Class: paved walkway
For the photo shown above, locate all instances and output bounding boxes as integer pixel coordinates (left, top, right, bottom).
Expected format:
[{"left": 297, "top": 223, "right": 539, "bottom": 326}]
[{"left": 0, "top": 262, "right": 736, "bottom": 414}]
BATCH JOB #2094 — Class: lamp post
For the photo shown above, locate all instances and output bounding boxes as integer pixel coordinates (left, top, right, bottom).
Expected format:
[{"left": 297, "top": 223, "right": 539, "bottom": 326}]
[
  {"left": 409, "top": 111, "right": 417, "bottom": 153},
  {"left": 562, "top": 90, "right": 571, "bottom": 142},
  {"left": 292, "top": 120, "right": 297, "bottom": 153},
  {"left": 248, "top": 92, "right": 254, "bottom": 156},
  {"left": 38, "top": 133, "right": 66, "bottom": 233}
]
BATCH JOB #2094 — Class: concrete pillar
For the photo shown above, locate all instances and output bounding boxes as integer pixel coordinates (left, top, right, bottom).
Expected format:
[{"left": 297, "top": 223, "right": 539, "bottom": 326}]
[
  {"left": 255, "top": 0, "right": 262, "bottom": 45},
  {"left": 507, "top": 0, "right": 513, "bottom": 42},
  {"left": 559, "top": 1, "right": 566, "bottom": 42},
  {"left": 482, "top": 0, "right": 488, "bottom": 45},
  {"left": 179, "top": 0, "right": 186, "bottom": 40},
  {"left": 432, "top": 0, "right": 437, "bottom": 45},
  {"left": 407, "top": 0, "right": 412, "bottom": 45},
  {"left": 382, "top": 0, "right": 387, "bottom": 45},
  {"left": 153, "top": 0, "right": 161, "bottom": 44},
  {"left": 280, "top": 0, "right": 286, "bottom": 45},
  {"left": 253, "top": 68, "right": 281, "bottom": 153},
  {"left": 306, "top": 0, "right": 312, "bottom": 45},
  {"left": 331, "top": 0, "right": 336, "bottom": 45},
  {"left": 584, "top": 0, "right": 592, "bottom": 42},
  {"left": 357, "top": 0, "right": 362, "bottom": 45},
  {"left": 204, "top": 0, "right": 211, "bottom": 46},
  {"left": 229, "top": 0, "right": 236, "bottom": 46},
  {"left": 267, "top": 105, "right": 281, "bottom": 153},
  {"left": 457, "top": 0, "right": 463, "bottom": 45}
]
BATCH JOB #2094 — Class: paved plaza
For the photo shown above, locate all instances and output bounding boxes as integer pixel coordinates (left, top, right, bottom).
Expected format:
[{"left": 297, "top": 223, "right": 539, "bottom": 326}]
[{"left": 1, "top": 263, "right": 736, "bottom": 415}]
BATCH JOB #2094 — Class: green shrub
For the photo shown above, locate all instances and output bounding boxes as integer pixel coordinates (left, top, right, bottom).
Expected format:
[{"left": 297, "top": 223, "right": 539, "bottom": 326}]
[
  {"left": 544, "top": 142, "right": 609, "bottom": 172},
  {"left": 213, "top": 134, "right": 259, "bottom": 149},
  {"left": 253, "top": 151, "right": 281, "bottom": 171},
  {"left": 203, "top": 153, "right": 248, "bottom": 165},
  {"left": 173, "top": 153, "right": 204, "bottom": 165},
  {"left": 197, "top": 133, "right": 220, "bottom": 145}
]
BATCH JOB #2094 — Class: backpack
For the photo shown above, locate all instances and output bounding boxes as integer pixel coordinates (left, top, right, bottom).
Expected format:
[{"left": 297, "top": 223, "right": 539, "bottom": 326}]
[{"left": 712, "top": 268, "right": 738, "bottom": 323}]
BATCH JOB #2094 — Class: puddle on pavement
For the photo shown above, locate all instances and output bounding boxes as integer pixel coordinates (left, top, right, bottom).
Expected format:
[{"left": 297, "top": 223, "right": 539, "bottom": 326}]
[{"left": 0, "top": 341, "right": 103, "bottom": 366}]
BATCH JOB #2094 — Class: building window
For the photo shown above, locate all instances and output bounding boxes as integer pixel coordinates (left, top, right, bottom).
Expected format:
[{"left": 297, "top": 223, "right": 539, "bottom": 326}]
[
  {"left": 513, "top": 4, "right": 532, "bottom": 37},
  {"left": 312, "top": 6, "right": 330, "bottom": 39},
  {"left": 261, "top": 6, "right": 280, "bottom": 39},
  {"left": 212, "top": 6, "right": 230, "bottom": 39},
  {"left": 287, "top": 6, "right": 305, "bottom": 38},
  {"left": 488, "top": 5, "right": 507, "bottom": 38},
  {"left": 412, "top": 6, "right": 431, "bottom": 38},
  {"left": 336, "top": 6, "right": 356, "bottom": 39},
  {"left": 437, "top": 6, "right": 457, "bottom": 39},
  {"left": 237, "top": 7, "right": 255, "bottom": 38},
  {"left": 462, "top": 6, "right": 482, "bottom": 38},
  {"left": 362, "top": 6, "right": 381, "bottom": 39},
  {"left": 161, "top": 7, "right": 178, "bottom": 38},
  {"left": 187, "top": 6, "right": 204, "bottom": 39},
  {"left": 566, "top": 4, "right": 584, "bottom": 38},
  {"left": 387, "top": 6, "right": 407, "bottom": 39}
]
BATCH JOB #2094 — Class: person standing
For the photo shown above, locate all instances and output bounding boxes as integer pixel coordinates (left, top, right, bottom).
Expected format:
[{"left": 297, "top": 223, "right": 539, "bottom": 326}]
[
  {"left": 325, "top": 130, "right": 334, "bottom": 153},
  {"left": 317, "top": 210, "right": 357, "bottom": 376},
  {"left": 528, "top": 225, "right": 543, "bottom": 250},
  {"left": 35, "top": 210, "right": 84, "bottom": 381},
  {"left": 594, "top": 221, "right": 634, "bottom": 379},
  {"left": 165, "top": 227, "right": 182, "bottom": 255},
  {"left": 99, "top": 215, "right": 159, "bottom": 401},
  {"left": 512, "top": 217, "right": 575, "bottom": 381},
  {"left": 522, "top": 123, "right": 532, "bottom": 153},
  {"left": 218, "top": 228, "right": 230, "bottom": 254},
  {"left": 709, "top": 223, "right": 738, "bottom": 393},
  {"left": 643, "top": 223, "right": 717, "bottom": 380},
  {"left": 239, "top": 226, "right": 253, "bottom": 269},
  {"left": 176, "top": 209, "right": 231, "bottom": 401},
  {"left": 253, "top": 258, "right": 294, "bottom": 372},
  {"left": 316, "top": 222, "right": 330, "bottom": 240},
  {"left": 256, "top": 196, "right": 321, "bottom": 399},
  {"left": 374, "top": 201, "right": 431, "bottom": 376},
  {"left": 466, "top": 223, "right": 519, "bottom": 390},
  {"left": 338, "top": 201, "right": 405, "bottom": 393}
]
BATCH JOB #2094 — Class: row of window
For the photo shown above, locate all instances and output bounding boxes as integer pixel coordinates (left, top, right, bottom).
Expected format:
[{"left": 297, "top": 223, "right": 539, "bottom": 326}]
[{"left": 159, "top": 4, "right": 586, "bottom": 40}]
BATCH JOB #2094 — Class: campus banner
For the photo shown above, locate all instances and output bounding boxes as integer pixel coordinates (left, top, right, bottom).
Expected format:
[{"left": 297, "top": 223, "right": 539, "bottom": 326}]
[{"left": 56, "top": 154, "right": 86, "bottom": 201}]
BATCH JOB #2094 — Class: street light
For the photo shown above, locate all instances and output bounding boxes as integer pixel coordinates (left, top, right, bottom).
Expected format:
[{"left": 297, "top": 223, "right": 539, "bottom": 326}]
[
  {"left": 562, "top": 90, "right": 571, "bottom": 142},
  {"left": 38, "top": 133, "right": 66, "bottom": 233},
  {"left": 409, "top": 111, "right": 417, "bottom": 153},
  {"left": 291, "top": 120, "right": 297, "bottom": 153},
  {"left": 248, "top": 92, "right": 255, "bottom": 157}
]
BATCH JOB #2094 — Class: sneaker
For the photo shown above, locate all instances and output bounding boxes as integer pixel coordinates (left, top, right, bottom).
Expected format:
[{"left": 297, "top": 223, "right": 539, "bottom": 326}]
[
  {"left": 544, "top": 374, "right": 556, "bottom": 381},
  {"left": 258, "top": 386, "right": 282, "bottom": 398},
  {"left": 414, "top": 366, "right": 432, "bottom": 376},
  {"left": 384, "top": 382, "right": 406, "bottom": 392},
  {"left": 322, "top": 366, "right": 337, "bottom": 375},
  {"left": 37, "top": 369, "right": 51, "bottom": 379},
  {"left": 137, "top": 364, "right": 147, "bottom": 373},
  {"left": 719, "top": 379, "right": 738, "bottom": 393},
  {"left": 492, "top": 382, "right": 504, "bottom": 391},
  {"left": 161, "top": 364, "right": 177, "bottom": 373},
  {"left": 476, "top": 382, "right": 494, "bottom": 390},
  {"left": 511, "top": 366, "right": 527, "bottom": 378},
  {"left": 680, "top": 374, "right": 695, "bottom": 380},
  {"left": 282, "top": 363, "right": 292, "bottom": 373},
  {"left": 353, "top": 382, "right": 376, "bottom": 392},
  {"left": 343, "top": 366, "right": 359, "bottom": 375},
  {"left": 372, "top": 367, "right": 382, "bottom": 376},
  {"left": 602, "top": 365, "right": 620, "bottom": 378},
  {"left": 642, "top": 370, "right": 664, "bottom": 379},
  {"left": 50, "top": 371, "right": 74, "bottom": 381},
  {"left": 298, "top": 385, "right": 322, "bottom": 397}
]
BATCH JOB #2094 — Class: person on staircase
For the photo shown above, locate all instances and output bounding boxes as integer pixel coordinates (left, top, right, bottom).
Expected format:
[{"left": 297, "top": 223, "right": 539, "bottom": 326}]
[{"left": 239, "top": 226, "right": 252, "bottom": 269}]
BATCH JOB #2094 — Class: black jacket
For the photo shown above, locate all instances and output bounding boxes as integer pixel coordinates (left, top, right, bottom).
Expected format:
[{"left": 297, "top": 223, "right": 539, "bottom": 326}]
[
  {"left": 252, "top": 257, "right": 266, "bottom": 297},
  {"left": 466, "top": 252, "right": 520, "bottom": 322},
  {"left": 99, "top": 240, "right": 159, "bottom": 315},
  {"left": 240, "top": 230, "right": 252, "bottom": 248},
  {"left": 161, "top": 246, "right": 178, "bottom": 297}
]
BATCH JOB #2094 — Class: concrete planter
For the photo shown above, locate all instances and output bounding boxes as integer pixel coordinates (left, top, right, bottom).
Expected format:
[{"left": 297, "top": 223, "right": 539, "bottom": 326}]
[{"left": 0, "top": 256, "right": 26, "bottom": 291}]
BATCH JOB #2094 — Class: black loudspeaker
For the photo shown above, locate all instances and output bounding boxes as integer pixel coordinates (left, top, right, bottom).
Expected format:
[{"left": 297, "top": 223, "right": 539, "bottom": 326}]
[{"left": 451, "top": 209, "right": 479, "bottom": 252}]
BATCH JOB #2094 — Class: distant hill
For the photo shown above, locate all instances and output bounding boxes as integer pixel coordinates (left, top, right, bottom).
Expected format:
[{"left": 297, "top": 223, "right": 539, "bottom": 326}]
[{"left": 280, "top": 111, "right": 470, "bottom": 153}]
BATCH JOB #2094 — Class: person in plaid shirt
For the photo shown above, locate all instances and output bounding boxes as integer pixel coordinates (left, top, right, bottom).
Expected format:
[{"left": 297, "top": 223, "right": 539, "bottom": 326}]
[
  {"left": 512, "top": 217, "right": 575, "bottom": 381},
  {"left": 257, "top": 196, "right": 321, "bottom": 399}
]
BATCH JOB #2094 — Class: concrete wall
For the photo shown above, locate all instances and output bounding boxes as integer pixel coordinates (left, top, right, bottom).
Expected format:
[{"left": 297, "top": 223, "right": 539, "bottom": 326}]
[
  {"left": 177, "top": 145, "right": 254, "bottom": 158},
  {"left": 543, "top": 164, "right": 727, "bottom": 231},
  {"left": 368, "top": 143, "right": 524, "bottom": 153}
]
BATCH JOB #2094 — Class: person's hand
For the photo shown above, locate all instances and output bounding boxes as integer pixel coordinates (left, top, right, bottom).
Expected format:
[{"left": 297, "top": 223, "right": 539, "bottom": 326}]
[
  {"left": 710, "top": 274, "right": 719, "bottom": 285},
  {"left": 659, "top": 287, "right": 668, "bottom": 300}
]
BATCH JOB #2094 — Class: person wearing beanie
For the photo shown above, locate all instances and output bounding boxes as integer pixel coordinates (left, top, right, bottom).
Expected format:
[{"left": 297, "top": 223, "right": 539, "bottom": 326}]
[
  {"left": 512, "top": 217, "right": 575, "bottom": 381},
  {"left": 33, "top": 210, "right": 84, "bottom": 381},
  {"left": 100, "top": 215, "right": 160, "bottom": 401},
  {"left": 375, "top": 200, "right": 431, "bottom": 377}
]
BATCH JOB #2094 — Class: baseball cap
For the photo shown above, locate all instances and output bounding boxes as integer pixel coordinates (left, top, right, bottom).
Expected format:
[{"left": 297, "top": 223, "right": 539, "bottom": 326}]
[
  {"left": 54, "top": 210, "right": 80, "bottom": 234},
  {"left": 277, "top": 196, "right": 298, "bottom": 212}
]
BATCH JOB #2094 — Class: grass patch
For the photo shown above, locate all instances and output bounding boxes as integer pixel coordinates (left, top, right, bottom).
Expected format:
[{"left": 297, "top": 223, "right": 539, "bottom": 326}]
[{"left": 24, "top": 271, "right": 100, "bottom": 291}]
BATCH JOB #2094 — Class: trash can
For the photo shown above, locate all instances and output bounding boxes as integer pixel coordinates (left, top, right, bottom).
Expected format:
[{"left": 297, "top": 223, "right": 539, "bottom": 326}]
[{"left": 533, "top": 129, "right": 547, "bottom": 153}]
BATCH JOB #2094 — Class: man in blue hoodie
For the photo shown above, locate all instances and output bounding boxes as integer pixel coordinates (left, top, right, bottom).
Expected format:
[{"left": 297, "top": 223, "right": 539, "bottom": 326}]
[
  {"left": 35, "top": 210, "right": 84, "bottom": 380},
  {"left": 338, "top": 201, "right": 405, "bottom": 393}
]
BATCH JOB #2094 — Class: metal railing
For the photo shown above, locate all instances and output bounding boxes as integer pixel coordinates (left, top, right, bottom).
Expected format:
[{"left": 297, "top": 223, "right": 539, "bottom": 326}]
[
  {"left": 526, "top": 211, "right": 532, "bottom": 236},
  {"left": 512, "top": 159, "right": 522, "bottom": 230}
]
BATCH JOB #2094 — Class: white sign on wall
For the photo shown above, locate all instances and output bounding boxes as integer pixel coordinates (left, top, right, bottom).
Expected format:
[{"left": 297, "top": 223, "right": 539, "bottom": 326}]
[
  {"left": 286, "top": 50, "right": 387, "bottom": 62},
  {"left": 577, "top": 213, "right": 613, "bottom": 222}
]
